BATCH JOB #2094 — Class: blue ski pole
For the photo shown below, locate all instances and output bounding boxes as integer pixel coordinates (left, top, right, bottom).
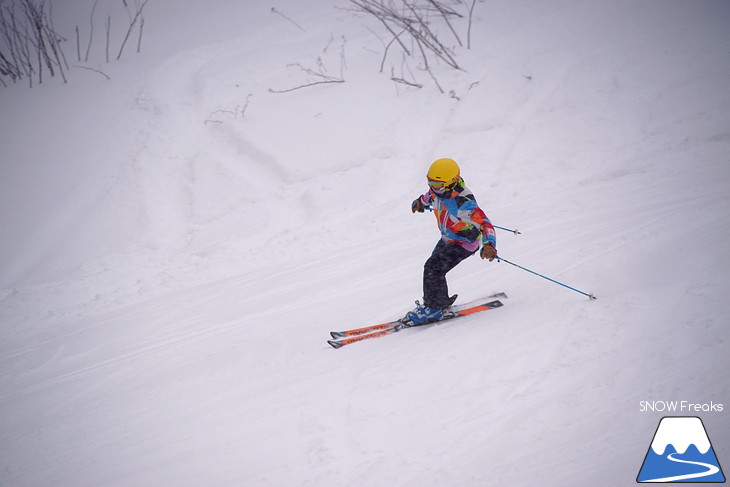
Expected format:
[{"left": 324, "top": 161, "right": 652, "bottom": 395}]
[
  {"left": 493, "top": 225, "right": 521, "bottom": 235},
  {"left": 497, "top": 256, "right": 597, "bottom": 300}
]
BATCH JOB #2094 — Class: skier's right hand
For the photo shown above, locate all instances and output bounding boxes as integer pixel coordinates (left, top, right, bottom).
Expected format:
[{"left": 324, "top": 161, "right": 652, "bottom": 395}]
[{"left": 412, "top": 198, "right": 425, "bottom": 213}]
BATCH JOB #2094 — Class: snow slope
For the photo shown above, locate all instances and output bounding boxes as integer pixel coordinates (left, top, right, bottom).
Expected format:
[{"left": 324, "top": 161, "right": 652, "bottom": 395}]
[{"left": 1, "top": 0, "right": 729, "bottom": 485}]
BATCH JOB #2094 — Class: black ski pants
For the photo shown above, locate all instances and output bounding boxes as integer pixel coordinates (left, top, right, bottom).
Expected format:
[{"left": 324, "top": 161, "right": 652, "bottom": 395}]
[{"left": 423, "top": 240, "right": 475, "bottom": 309}]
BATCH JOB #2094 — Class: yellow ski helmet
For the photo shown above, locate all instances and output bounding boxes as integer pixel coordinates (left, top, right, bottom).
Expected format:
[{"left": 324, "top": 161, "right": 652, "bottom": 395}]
[{"left": 427, "top": 158, "right": 460, "bottom": 189}]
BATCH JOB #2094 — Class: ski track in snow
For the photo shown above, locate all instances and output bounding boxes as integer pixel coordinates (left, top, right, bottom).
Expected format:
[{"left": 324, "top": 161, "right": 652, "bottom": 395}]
[{"left": 1, "top": 0, "right": 730, "bottom": 486}]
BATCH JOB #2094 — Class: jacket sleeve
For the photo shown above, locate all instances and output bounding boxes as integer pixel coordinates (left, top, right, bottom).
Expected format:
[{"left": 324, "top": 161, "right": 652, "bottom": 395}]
[
  {"left": 453, "top": 198, "right": 497, "bottom": 248},
  {"left": 419, "top": 191, "right": 433, "bottom": 207},
  {"left": 471, "top": 207, "right": 497, "bottom": 248}
]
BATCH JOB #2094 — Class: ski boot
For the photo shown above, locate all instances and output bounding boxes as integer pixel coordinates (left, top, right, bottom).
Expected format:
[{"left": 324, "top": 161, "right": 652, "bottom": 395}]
[{"left": 399, "top": 295, "right": 458, "bottom": 329}]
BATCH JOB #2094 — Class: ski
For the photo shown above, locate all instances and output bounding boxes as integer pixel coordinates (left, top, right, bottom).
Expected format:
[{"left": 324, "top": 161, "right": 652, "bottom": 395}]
[
  {"left": 327, "top": 297, "right": 505, "bottom": 349},
  {"left": 329, "top": 292, "right": 507, "bottom": 339},
  {"left": 327, "top": 326, "right": 400, "bottom": 349},
  {"left": 329, "top": 321, "right": 395, "bottom": 339}
]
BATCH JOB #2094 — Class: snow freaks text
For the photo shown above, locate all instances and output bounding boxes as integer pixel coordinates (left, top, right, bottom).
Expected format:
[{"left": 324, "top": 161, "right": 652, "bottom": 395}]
[{"left": 639, "top": 401, "right": 724, "bottom": 413}]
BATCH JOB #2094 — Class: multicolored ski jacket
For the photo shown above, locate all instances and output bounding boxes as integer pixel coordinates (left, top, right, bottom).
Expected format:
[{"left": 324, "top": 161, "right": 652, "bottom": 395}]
[{"left": 418, "top": 180, "right": 496, "bottom": 253}]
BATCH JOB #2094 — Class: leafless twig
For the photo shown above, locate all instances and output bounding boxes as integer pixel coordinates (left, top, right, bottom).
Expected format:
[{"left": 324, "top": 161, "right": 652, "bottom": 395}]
[
  {"left": 74, "top": 63, "right": 109, "bottom": 79},
  {"left": 84, "top": 0, "right": 98, "bottom": 62},
  {"left": 1, "top": 0, "right": 154, "bottom": 87},
  {"left": 350, "top": 0, "right": 461, "bottom": 70},
  {"left": 467, "top": 0, "right": 476, "bottom": 49},
  {"left": 428, "top": 0, "right": 462, "bottom": 47},
  {"left": 269, "top": 78, "right": 344, "bottom": 94},
  {"left": 0, "top": 0, "right": 67, "bottom": 86},
  {"left": 241, "top": 93, "right": 253, "bottom": 118},
  {"left": 271, "top": 7, "right": 306, "bottom": 32},
  {"left": 75, "top": 25, "right": 81, "bottom": 61},
  {"left": 117, "top": 0, "right": 150, "bottom": 60},
  {"left": 105, "top": 15, "right": 110, "bottom": 62},
  {"left": 390, "top": 76, "right": 422, "bottom": 88},
  {"left": 136, "top": 16, "right": 144, "bottom": 53},
  {"left": 269, "top": 39, "right": 347, "bottom": 94}
]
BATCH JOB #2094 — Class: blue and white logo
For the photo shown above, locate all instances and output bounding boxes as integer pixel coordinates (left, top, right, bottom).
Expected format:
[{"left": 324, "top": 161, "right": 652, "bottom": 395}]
[{"left": 637, "top": 416, "right": 725, "bottom": 483}]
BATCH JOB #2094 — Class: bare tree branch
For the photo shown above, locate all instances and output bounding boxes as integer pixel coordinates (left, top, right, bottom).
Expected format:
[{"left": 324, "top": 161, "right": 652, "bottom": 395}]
[
  {"left": 75, "top": 25, "right": 80, "bottom": 61},
  {"left": 427, "top": 0, "right": 462, "bottom": 46},
  {"left": 84, "top": 0, "right": 98, "bottom": 62},
  {"left": 74, "top": 63, "right": 109, "bottom": 79},
  {"left": 271, "top": 7, "right": 306, "bottom": 32},
  {"left": 105, "top": 15, "right": 110, "bottom": 62},
  {"left": 350, "top": 0, "right": 461, "bottom": 72},
  {"left": 467, "top": 0, "right": 476, "bottom": 49},
  {"left": 117, "top": 0, "right": 150, "bottom": 60},
  {"left": 380, "top": 28, "right": 405, "bottom": 72},
  {"left": 2, "top": 0, "right": 155, "bottom": 87},
  {"left": 136, "top": 16, "right": 144, "bottom": 53},
  {"left": 269, "top": 78, "right": 344, "bottom": 94}
]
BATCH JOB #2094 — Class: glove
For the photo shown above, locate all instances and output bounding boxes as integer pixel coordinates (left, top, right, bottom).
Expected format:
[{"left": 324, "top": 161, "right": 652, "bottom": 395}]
[
  {"left": 480, "top": 243, "right": 497, "bottom": 262},
  {"left": 412, "top": 198, "right": 425, "bottom": 213}
]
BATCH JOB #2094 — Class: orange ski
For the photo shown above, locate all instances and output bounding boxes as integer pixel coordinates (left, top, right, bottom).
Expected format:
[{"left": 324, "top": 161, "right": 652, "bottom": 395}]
[{"left": 327, "top": 298, "right": 504, "bottom": 349}]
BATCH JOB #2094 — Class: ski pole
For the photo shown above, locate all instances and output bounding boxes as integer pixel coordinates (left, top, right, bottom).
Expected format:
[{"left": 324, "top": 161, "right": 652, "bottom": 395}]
[
  {"left": 497, "top": 256, "right": 597, "bottom": 300},
  {"left": 494, "top": 225, "right": 521, "bottom": 235},
  {"left": 423, "top": 205, "right": 521, "bottom": 235}
]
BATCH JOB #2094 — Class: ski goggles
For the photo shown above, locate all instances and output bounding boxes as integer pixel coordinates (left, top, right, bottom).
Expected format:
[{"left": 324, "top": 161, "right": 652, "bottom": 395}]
[{"left": 427, "top": 177, "right": 454, "bottom": 190}]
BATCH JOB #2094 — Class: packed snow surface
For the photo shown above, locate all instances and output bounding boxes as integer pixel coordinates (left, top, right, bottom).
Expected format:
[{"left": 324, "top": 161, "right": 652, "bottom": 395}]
[{"left": 1, "top": 0, "right": 729, "bottom": 485}]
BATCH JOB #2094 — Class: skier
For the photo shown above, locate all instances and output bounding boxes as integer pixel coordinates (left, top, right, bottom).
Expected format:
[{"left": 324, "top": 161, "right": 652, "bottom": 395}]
[{"left": 406, "top": 158, "right": 497, "bottom": 325}]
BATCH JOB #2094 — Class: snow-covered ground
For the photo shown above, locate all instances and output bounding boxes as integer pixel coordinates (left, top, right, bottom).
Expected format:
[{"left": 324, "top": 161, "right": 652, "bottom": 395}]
[{"left": 1, "top": 0, "right": 729, "bottom": 485}]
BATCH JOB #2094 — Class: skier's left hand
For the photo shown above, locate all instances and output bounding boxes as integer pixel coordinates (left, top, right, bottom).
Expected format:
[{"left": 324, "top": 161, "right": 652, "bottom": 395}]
[{"left": 480, "top": 244, "right": 497, "bottom": 262}]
